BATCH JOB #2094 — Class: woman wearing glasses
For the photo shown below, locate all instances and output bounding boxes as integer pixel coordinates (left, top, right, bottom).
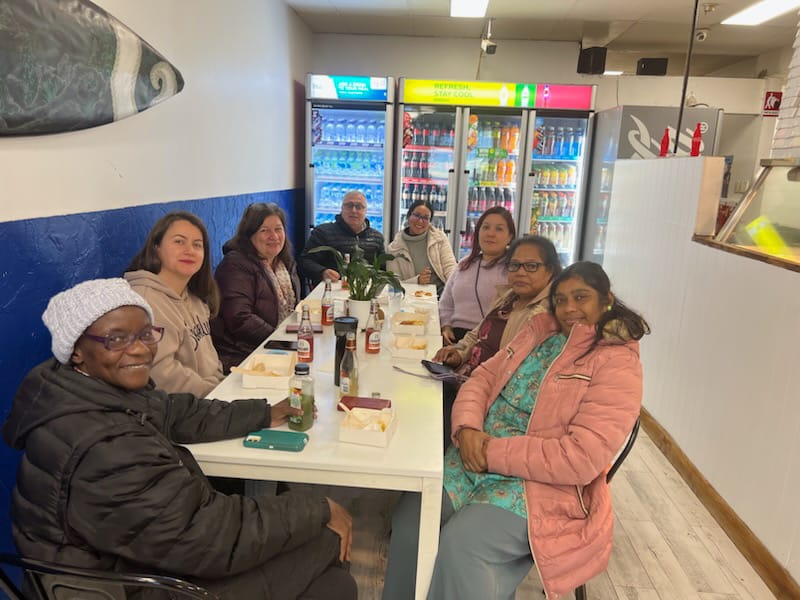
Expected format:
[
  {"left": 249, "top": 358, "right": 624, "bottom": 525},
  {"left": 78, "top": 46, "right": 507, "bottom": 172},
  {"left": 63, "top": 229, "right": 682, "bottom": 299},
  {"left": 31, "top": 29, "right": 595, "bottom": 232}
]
[
  {"left": 3, "top": 278, "right": 356, "bottom": 600},
  {"left": 125, "top": 211, "right": 223, "bottom": 397},
  {"left": 432, "top": 236, "right": 561, "bottom": 441},
  {"left": 386, "top": 199, "right": 457, "bottom": 296}
]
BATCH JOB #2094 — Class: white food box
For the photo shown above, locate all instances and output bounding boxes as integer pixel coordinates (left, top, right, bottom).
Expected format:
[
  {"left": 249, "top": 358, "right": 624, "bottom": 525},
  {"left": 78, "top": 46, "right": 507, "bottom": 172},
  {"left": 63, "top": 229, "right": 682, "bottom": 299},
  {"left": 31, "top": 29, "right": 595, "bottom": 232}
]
[
  {"left": 239, "top": 351, "right": 296, "bottom": 389},
  {"left": 390, "top": 312, "right": 428, "bottom": 336},
  {"left": 338, "top": 408, "right": 398, "bottom": 447},
  {"left": 407, "top": 289, "right": 436, "bottom": 302},
  {"left": 391, "top": 334, "right": 429, "bottom": 359}
]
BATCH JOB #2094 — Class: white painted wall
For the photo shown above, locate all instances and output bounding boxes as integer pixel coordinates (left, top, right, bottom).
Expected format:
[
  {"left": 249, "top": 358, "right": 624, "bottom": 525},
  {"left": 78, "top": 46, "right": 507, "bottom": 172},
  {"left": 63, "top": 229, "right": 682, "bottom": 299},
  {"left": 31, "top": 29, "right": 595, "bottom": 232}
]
[
  {"left": 603, "top": 156, "right": 800, "bottom": 582},
  {"left": 0, "top": 0, "right": 312, "bottom": 223},
  {"left": 311, "top": 34, "right": 767, "bottom": 114}
]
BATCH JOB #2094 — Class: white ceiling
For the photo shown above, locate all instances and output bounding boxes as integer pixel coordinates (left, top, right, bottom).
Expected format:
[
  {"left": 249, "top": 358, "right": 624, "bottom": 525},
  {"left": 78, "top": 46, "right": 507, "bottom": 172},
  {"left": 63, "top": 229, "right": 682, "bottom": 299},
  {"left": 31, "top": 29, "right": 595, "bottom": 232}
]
[{"left": 287, "top": 0, "right": 799, "bottom": 75}]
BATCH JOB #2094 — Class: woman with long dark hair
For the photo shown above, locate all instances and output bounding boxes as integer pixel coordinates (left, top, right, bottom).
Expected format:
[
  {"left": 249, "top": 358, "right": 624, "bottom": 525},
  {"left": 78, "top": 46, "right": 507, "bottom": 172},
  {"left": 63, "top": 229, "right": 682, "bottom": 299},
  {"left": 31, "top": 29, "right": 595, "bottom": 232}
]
[
  {"left": 383, "top": 261, "right": 649, "bottom": 600},
  {"left": 438, "top": 206, "right": 515, "bottom": 345},
  {"left": 125, "top": 211, "right": 223, "bottom": 396},
  {"left": 211, "top": 203, "right": 301, "bottom": 372}
]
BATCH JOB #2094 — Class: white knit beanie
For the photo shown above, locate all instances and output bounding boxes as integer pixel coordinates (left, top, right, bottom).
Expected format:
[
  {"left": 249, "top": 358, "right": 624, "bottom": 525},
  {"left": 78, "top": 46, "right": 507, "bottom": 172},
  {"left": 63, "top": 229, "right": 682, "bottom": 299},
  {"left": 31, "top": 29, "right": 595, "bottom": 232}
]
[{"left": 42, "top": 278, "right": 155, "bottom": 364}]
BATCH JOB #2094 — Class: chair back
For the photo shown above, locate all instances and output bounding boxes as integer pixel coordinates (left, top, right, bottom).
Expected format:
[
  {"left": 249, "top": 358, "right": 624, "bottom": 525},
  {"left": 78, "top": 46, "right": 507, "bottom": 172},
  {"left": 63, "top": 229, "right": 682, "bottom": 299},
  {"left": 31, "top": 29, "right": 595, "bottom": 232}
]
[
  {"left": 606, "top": 416, "right": 640, "bottom": 483},
  {"left": 0, "top": 554, "right": 217, "bottom": 600}
]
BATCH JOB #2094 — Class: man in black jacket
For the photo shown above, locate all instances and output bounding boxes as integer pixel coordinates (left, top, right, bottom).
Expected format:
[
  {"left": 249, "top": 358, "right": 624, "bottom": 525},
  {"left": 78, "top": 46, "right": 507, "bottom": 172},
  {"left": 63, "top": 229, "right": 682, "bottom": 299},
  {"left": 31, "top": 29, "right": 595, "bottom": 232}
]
[
  {"left": 299, "top": 190, "right": 385, "bottom": 287},
  {"left": 3, "top": 278, "right": 356, "bottom": 600}
]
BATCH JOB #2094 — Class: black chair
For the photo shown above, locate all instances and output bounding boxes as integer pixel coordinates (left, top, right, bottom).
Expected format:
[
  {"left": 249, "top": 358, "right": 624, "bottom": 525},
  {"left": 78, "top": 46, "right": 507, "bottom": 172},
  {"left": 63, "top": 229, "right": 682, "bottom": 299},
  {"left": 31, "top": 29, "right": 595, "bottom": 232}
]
[
  {"left": 573, "top": 416, "right": 641, "bottom": 600},
  {"left": 0, "top": 554, "right": 217, "bottom": 600}
]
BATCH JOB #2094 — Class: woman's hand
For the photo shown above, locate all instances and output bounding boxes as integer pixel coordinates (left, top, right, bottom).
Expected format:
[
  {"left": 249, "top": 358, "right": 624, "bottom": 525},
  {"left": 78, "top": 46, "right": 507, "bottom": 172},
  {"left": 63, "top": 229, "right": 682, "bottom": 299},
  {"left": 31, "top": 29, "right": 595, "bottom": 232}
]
[
  {"left": 269, "top": 398, "right": 301, "bottom": 427},
  {"left": 441, "top": 325, "right": 456, "bottom": 345},
  {"left": 322, "top": 268, "right": 340, "bottom": 282},
  {"left": 417, "top": 267, "right": 432, "bottom": 285},
  {"left": 433, "top": 346, "right": 463, "bottom": 368},
  {"left": 457, "top": 428, "right": 491, "bottom": 473},
  {"left": 325, "top": 498, "right": 353, "bottom": 562}
]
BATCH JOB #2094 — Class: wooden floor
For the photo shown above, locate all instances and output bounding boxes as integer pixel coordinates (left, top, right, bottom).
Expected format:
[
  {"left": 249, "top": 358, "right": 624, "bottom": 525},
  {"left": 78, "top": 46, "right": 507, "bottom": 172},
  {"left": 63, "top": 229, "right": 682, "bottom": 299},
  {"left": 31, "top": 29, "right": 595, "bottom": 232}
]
[{"left": 316, "top": 428, "right": 776, "bottom": 600}]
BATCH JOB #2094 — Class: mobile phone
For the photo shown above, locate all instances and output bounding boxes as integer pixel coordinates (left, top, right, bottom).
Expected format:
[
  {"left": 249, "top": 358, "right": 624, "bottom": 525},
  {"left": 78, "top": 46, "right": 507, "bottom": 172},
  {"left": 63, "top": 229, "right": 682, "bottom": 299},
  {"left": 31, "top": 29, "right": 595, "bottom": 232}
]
[
  {"left": 420, "top": 359, "right": 454, "bottom": 376},
  {"left": 337, "top": 395, "right": 392, "bottom": 411},
  {"left": 264, "top": 339, "right": 298, "bottom": 351},
  {"left": 243, "top": 429, "right": 308, "bottom": 452}
]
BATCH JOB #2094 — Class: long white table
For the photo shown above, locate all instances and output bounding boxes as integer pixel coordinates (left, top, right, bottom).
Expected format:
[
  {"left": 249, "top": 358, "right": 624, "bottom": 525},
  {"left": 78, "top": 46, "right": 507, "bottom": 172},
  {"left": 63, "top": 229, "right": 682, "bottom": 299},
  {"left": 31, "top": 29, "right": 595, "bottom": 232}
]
[{"left": 186, "top": 283, "right": 443, "bottom": 599}]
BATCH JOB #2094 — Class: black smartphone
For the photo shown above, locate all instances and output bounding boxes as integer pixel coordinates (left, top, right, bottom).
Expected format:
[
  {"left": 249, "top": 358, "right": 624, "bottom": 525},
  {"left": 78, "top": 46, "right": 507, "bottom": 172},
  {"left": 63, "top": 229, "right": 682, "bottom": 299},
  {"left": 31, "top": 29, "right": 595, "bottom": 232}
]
[
  {"left": 264, "top": 339, "right": 298, "bottom": 351},
  {"left": 420, "top": 359, "right": 454, "bottom": 376}
]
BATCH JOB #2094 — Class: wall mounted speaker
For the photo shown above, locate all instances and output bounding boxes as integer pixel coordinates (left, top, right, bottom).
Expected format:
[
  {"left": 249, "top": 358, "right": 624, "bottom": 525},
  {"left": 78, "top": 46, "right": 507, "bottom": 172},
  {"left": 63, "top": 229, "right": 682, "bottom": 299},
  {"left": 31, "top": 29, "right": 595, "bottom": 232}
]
[
  {"left": 577, "top": 47, "right": 607, "bottom": 75},
  {"left": 636, "top": 58, "right": 669, "bottom": 76}
]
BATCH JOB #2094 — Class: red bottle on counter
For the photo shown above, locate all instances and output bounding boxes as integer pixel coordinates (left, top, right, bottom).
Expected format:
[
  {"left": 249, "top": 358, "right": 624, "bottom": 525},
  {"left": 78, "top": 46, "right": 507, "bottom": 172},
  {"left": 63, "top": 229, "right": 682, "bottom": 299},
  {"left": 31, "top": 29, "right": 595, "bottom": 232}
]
[
  {"left": 690, "top": 123, "right": 702, "bottom": 157},
  {"left": 659, "top": 128, "right": 670, "bottom": 157}
]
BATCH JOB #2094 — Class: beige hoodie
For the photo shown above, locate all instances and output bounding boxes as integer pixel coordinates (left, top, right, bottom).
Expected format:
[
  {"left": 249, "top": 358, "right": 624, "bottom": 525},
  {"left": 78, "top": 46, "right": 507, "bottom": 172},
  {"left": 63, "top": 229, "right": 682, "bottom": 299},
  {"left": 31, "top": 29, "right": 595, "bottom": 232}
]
[{"left": 124, "top": 270, "right": 223, "bottom": 397}]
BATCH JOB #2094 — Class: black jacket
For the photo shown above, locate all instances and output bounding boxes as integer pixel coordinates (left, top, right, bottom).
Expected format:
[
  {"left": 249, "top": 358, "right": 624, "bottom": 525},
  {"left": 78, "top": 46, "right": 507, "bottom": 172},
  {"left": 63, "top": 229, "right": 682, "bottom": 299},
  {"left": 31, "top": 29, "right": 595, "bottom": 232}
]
[
  {"left": 212, "top": 244, "right": 301, "bottom": 372},
  {"left": 298, "top": 215, "right": 385, "bottom": 286},
  {"left": 2, "top": 360, "right": 331, "bottom": 593}
]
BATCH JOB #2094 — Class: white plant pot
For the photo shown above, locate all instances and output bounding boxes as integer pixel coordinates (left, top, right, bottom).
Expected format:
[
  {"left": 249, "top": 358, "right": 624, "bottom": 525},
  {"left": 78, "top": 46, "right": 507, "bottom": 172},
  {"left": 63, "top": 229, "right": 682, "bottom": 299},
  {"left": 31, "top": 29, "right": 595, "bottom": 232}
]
[{"left": 347, "top": 298, "right": 371, "bottom": 330}]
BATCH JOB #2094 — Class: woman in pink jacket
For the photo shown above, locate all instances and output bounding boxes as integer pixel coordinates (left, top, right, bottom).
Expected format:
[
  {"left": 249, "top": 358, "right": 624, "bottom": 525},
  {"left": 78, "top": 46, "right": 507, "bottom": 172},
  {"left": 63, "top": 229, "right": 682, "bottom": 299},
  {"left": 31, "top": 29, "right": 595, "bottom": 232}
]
[{"left": 382, "top": 262, "right": 649, "bottom": 600}]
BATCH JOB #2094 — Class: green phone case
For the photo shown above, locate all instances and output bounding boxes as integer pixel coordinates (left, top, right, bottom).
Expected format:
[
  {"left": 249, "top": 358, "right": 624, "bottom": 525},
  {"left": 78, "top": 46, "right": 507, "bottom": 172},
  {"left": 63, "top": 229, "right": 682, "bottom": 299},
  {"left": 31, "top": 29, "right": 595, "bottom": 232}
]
[{"left": 243, "top": 429, "right": 309, "bottom": 452}]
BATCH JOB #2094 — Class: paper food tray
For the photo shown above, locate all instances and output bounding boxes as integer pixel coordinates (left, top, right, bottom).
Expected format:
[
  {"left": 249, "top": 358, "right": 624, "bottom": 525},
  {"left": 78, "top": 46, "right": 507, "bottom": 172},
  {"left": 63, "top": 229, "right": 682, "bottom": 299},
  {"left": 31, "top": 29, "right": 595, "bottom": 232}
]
[
  {"left": 239, "top": 351, "right": 296, "bottom": 389},
  {"left": 390, "top": 312, "right": 428, "bottom": 336},
  {"left": 338, "top": 408, "right": 397, "bottom": 447},
  {"left": 390, "top": 334, "right": 429, "bottom": 359}
]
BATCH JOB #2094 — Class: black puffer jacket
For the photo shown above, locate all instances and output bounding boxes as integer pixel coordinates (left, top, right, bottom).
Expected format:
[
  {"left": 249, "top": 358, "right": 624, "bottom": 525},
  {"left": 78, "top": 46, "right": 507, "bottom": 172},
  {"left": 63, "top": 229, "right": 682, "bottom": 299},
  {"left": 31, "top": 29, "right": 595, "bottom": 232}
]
[
  {"left": 2, "top": 360, "right": 330, "bottom": 592},
  {"left": 298, "top": 215, "right": 385, "bottom": 286}
]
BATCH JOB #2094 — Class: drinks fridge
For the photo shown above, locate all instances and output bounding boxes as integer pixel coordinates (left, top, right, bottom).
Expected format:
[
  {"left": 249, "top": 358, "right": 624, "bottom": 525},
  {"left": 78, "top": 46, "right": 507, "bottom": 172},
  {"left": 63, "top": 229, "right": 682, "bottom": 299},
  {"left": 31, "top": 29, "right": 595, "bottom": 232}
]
[
  {"left": 579, "top": 105, "right": 723, "bottom": 263},
  {"left": 395, "top": 79, "right": 595, "bottom": 263},
  {"left": 305, "top": 74, "right": 395, "bottom": 236}
]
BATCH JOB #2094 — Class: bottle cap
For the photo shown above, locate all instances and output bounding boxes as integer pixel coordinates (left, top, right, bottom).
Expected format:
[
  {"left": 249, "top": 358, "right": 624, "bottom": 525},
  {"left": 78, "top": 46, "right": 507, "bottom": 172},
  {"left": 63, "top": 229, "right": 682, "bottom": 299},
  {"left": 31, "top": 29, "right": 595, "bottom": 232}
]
[{"left": 294, "top": 363, "right": 310, "bottom": 375}]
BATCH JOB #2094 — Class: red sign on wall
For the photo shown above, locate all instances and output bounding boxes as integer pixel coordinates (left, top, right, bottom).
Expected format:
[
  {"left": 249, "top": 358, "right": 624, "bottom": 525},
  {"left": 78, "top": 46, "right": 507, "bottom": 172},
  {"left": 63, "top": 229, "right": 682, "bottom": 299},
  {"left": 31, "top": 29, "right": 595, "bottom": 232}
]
[{"left": 763, "top": 91, "right": 782, "bottom": 116}]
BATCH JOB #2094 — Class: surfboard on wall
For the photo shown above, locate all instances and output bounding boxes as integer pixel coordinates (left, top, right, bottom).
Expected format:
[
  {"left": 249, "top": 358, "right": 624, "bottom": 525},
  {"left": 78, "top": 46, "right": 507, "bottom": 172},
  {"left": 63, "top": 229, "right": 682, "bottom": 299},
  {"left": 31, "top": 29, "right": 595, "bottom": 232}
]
[{"left": 0, "top": 0, "right": 185, "bottom": 136}]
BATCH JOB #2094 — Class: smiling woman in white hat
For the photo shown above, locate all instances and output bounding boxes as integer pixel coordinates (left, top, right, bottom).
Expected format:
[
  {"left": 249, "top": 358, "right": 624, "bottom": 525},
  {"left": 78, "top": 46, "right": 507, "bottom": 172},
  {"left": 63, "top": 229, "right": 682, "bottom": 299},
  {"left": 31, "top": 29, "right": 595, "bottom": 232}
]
[{"left": 2, "top": 278, "right": 356, "bottom": 600}]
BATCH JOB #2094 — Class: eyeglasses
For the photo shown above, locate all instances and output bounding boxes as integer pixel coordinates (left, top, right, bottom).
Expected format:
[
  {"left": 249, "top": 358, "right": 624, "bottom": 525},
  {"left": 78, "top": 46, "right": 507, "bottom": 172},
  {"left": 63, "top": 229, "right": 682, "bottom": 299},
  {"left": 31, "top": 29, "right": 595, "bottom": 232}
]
[
  {"left": 507, "top": 260, "right": 543, "bottom": 273},
  {"left": 82, "top": 326, "right": 165, "bottom": 352},
  {"left": 342, "top": 202, "right": 367, "bottom": 211},
  {"left": 409, "top": 212, "right": 431, "bottom": 222}
]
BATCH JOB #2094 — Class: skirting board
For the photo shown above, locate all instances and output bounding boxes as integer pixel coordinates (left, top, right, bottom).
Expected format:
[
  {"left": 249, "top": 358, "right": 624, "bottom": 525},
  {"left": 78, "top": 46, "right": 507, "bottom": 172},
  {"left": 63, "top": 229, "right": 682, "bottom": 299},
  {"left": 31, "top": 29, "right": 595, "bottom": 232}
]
[{"left": 640, "top": 408, "right": 800, "bottom": 600}]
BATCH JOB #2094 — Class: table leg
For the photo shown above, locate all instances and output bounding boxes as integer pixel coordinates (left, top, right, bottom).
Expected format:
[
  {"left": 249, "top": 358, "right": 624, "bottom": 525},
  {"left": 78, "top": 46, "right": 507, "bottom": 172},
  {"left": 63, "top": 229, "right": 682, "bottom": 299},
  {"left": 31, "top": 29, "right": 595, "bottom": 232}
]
[{"left": 414, "top": 477, "right": 442, "bottom": 600}]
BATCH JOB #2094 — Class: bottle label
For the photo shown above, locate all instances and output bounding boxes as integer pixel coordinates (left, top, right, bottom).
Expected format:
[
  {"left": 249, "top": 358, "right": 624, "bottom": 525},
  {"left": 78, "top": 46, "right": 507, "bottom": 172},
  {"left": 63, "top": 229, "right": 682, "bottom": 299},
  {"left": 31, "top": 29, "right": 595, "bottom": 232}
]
[
  {"left": 297, "top": 339, "right": 312, "bottom": 360},
  {"left": 321, "top": 304, "right": 333, "bottom": 324},
  {"left": 289, "top": 387, "right": 302, "bottom": 423},
  {"left": 340, "top": 376, "right": 351, "bottom": 394},
  {"left": 367, "top": 330, "right": 381, "bottom": 351}
]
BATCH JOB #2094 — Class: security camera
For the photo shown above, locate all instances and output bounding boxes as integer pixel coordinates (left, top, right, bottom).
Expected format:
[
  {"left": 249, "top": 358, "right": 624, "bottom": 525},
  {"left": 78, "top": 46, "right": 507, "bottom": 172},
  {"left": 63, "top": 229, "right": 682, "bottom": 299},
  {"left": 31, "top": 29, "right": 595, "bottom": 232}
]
[
  {"left": 695, "top": 28, "right": 709, "bottom": 42},
  {"left": 481, "top": 38, "right": 497, "bottom": 55}
]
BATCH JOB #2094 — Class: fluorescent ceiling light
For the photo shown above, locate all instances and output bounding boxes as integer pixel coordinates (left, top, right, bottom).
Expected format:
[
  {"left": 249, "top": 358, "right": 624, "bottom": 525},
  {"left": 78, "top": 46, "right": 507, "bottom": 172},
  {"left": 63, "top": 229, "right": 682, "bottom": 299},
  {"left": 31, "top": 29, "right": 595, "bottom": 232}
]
[
  {"left": 604, "top": 70, "right": 624, "bottom": 76},
  {"left": 450, "top": 0, "right": 490, "bottom": 18},
  {"left": 721, "top": 0, "right": 800, "bottom": 25}
]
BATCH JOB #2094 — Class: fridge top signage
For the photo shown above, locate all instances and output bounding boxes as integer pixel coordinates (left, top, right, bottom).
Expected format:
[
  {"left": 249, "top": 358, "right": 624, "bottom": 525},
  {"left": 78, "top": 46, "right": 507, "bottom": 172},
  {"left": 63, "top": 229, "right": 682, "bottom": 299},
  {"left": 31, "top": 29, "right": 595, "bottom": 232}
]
[
  {"left": 400, "top": 79, "right": 595, "bottom": 110},
  {"left": 307, "top": 74, "right": 393, "bottom": 102}
]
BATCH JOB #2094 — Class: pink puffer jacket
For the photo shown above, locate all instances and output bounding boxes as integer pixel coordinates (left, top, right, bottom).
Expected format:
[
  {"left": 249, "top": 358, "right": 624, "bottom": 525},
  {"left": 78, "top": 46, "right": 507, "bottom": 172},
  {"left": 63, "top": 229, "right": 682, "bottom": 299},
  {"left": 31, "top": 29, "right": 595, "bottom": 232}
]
[{"left": 451, "top": 312, "right": 642, "bottom": 599}]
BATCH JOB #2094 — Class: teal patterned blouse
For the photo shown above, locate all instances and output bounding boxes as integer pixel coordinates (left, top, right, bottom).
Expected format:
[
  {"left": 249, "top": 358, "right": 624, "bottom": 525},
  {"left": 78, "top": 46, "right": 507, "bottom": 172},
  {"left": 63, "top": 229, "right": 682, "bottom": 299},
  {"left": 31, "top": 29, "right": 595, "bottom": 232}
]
[{"left": 444, "top": 333, "right": 567, "bottom": 519}]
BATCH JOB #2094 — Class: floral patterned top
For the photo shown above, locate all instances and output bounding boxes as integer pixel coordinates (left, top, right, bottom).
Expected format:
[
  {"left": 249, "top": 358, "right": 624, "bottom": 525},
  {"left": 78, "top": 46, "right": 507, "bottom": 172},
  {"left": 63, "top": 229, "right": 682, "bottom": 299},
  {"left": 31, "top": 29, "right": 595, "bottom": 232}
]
[{"left": 444, "top": 332, "right": 567, "bottom": 519}]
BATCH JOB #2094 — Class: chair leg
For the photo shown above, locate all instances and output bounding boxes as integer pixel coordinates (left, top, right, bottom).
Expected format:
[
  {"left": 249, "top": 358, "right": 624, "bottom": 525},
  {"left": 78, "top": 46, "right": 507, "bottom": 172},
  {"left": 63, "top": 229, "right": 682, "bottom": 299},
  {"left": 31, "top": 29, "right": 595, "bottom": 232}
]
[{"left": 575, "top": 583, "right": 587, "bottom": 600}]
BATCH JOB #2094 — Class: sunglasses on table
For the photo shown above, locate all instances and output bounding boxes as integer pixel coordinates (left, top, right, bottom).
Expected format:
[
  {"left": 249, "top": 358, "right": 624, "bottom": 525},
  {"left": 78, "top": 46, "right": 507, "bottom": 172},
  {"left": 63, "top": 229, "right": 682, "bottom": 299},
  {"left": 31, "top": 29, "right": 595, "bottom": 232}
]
[
  {"left": 507, "top": 261, "right": 543, "bottom": 272},
  {"left": 82, "top": 326, "right": 165, "bottom": 351}
]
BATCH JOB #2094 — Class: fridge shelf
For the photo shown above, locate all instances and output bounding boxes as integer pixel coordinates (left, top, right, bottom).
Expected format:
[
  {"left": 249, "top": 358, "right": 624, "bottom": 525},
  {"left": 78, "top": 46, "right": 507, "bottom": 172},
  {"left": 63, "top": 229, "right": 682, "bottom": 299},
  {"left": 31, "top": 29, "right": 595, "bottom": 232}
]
[
  {"left": 533, "top": 186, "right": 576, "bottom": 192},
  {"left": 314, "top": 143, "right": 385, "bottom": 151},
  {"left": 531, "top": 157, "right": 580, "bottom": 163},
  {"left": 404, "top": 145, "right": 454, "bottom": 152},
  {"left": 474, "top": 181, "right": 516, "bottom": 188},
  {"left": 537, "top": 216, "right": 574, "bottom": 223},
  {"left": 316, "top": 175, "right": 383, "bottom": 184},
  {"left": 403, "top": 177, "right": 449, "bottom": 185}
]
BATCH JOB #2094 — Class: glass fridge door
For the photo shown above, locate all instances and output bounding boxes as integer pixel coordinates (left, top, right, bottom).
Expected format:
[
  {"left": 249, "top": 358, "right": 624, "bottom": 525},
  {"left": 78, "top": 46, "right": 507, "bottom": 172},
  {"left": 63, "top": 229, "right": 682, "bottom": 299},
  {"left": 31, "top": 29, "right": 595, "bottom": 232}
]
[
  {"left": 310, "top": 105, "right": 388, "bottom": 233},
  {"left": 527, "top": 115, "right": 588, "bottom": 265},
  {"left": 459, "top": 110, "right": 523, "bottom": 259},
  {"left": 397, "top": 107, "right": 457, "bottom": 237}
]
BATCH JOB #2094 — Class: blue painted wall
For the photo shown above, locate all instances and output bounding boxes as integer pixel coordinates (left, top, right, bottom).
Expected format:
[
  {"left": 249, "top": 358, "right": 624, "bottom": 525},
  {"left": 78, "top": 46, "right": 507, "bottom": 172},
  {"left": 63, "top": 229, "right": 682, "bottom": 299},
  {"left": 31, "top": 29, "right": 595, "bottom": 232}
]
[{"left": 0, "top": 189, "right": 304, "bottom": 563}]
